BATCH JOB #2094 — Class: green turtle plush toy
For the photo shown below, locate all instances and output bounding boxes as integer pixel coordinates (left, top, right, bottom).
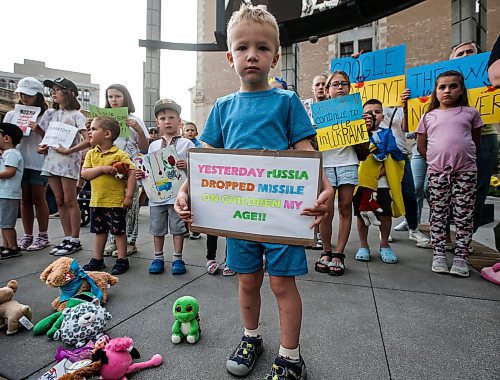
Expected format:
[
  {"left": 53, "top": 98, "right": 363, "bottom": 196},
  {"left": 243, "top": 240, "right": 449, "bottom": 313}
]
[{"left": 171, "top": 296, "right": 200, "bottom": 344}]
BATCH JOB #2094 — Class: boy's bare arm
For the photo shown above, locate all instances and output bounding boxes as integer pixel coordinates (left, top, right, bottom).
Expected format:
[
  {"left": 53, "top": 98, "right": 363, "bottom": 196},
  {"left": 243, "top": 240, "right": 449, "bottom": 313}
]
[
  {"left": 174, "top": 140, "right": 214, "bottom": 221},
  {"left": 292, "top": 138, "right": 334, "bottom": 227},
  {"left": 81, "top": 166, "right": 116, "bottom": 181},
  {"left": 0, "top": 167, "right": 16, "bottom": 179},
  {"left": 123, "top": 169, "right": 136, "bottom": 208}
]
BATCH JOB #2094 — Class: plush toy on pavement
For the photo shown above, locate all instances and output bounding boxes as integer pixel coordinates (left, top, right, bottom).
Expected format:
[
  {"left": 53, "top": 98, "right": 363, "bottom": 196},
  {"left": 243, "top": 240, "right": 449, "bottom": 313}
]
[
  {"left": 53, "top": 297, "right": 112, "bottom": 348},
  {"left": 40, "top": 257, "right": 118, "bottom": 311},
  {"left": 0, "top": 280, "right": 32, "bottom": 335},
  {"left": 112, "top": 162, "right": 130, "bottom": 180},
  {"left": 171, "top": 295, "right": 200, "bottom": 344},
  {"left": 358, "top": 187, "right": 383, "bottom": 227}
]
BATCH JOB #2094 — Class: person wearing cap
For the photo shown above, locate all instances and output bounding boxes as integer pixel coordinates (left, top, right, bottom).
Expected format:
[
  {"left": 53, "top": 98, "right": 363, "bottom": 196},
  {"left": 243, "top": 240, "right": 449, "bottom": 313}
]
[
  {"left": 136, "top": 98, "right": 194, "bottom": 275},
  {"left": 3, "top": 77, "right": 51, "bottom": 252},
  {"left": 37, "top": 77, "right": 90, "bottom": 256},
  {"left": 99, "top": 84, "right": 150, "bottom": 257},
  {"left": 0, "top": 123, "right": 24, "bottom": 259}
]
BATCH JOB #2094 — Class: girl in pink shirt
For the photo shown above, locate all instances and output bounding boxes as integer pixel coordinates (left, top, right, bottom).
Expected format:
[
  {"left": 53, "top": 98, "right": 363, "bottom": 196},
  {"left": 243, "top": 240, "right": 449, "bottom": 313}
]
[{"left": 416, "top": 70, "right": 483, "bottom": 278}]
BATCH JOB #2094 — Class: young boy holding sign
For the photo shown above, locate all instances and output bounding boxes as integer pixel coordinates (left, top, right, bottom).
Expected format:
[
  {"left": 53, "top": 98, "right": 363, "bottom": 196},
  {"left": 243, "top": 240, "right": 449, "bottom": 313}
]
[
  {"left": 175, "top": 5, "right": 332, "bottom": 379},
  {"left": 138, "top": 99, "right": 194, "bottom": 275}
]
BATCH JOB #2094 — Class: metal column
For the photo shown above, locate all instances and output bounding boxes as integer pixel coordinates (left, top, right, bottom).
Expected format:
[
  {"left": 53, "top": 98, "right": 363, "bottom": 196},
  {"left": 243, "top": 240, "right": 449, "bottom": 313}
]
[{"left": 144, "top": 0, "right": 161, "bottom": 128}]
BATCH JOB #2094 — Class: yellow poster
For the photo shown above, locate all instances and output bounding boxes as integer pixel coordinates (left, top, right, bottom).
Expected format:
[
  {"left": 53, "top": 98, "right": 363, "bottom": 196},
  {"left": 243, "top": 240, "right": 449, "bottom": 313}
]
[
  {"left": 350, "top": 75, "right": 405, "bottom": 108},
  {"left": 316, "top": 118, "right": 369, "bottom": 151}
]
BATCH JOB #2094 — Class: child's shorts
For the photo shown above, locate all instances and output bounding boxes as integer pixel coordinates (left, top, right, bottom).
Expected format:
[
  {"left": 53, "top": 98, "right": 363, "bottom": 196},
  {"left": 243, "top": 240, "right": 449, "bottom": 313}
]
[
  {"left": 226, "top": 238, "right": 307, "bottom": 277},
  {"left": 353, "top": 188, "right": 393, "bottom": 217},
  {"left": 0, "top": 199, "right": 19, "bottom": 228},
  {"left": 22, "top": 169, "right": 48, "bottom": 187},
  {"left": 325, "top": 165, "right": 359, "bottom": 187},
  {"left": 90, "top": 207, "right": 127, "bottom": 235},
  {"left": 149, "top": 204, "right": 186, "bottom": 236}
]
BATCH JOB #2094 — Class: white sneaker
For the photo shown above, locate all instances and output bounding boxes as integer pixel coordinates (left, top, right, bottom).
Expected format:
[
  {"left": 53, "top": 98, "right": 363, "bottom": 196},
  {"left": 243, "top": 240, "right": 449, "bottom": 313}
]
[
  {"left": 449, "top": 256, "right": 470, "bottom": 277},
  {"left": 409, "top": 229, "right": 430, "bottom": 244},
  {"left": 394, "top": 220, "right": 409, "bottom": 231},
  {"left": 416, "top": 239, "right": 433, "bottom": 249},
  {"left": 379, "top": 233, "right": 394, "bottom": 243},
  {"left": 104, "top": 242, "right": 116, "bottom": 257}
]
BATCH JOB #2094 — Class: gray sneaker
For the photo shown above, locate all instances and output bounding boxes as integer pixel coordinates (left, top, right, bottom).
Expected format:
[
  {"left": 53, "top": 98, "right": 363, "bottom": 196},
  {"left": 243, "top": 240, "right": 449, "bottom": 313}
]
[
  {"left": 226, "top": 335, "right": 263, "bottom": 377},
  {"left": 450, "top": 256, "right": 470, "bottom": 277},
  {"left": 431, "top": 255, "right": 449, "bottom": 274}
]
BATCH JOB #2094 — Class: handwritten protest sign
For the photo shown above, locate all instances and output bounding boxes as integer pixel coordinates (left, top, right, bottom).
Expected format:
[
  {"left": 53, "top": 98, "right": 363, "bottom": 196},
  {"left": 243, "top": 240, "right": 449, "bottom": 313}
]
[
  {"left": 134, "top": 145, "right": 185, "bottom": 203},
  {"left": 406, "top": 52, "right": 498, "bottom": 131},
  {"left": 311, "top": 93, "right": 369, "bottom": 151},
  {"left": 329, "top": 45, "right": 406, "bottom": 107},
  {"left": 10, "top": 104, "right": 41, "bottom": 136},
  {"left": 189, "top": 149, "right": 322, "bottom": 246},
  {"left": 40, "top": 122, "right": 78, "bottom": 149},
  {"left": 89, "top": 105, "right": 130, "bottom": 138}
]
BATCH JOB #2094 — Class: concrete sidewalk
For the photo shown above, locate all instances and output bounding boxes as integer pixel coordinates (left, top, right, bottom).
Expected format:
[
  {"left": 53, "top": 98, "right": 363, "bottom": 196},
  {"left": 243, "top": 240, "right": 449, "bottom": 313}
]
[{"left": 0, "top": 205, "right": 499, "bottom": 380}]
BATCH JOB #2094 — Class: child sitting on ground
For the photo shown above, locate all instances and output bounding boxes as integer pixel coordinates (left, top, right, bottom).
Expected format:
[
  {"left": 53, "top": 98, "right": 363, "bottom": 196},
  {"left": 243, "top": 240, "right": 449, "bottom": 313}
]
[
  {"left": 353, "top": 99, "right": 406, "bottom": 264},
  {"left": 81, "top": 116, "right": 136, "bottom": 275},
  {"left": 0, "top": 123, "right": 24, "bottom": 259},
  {"left": 138, "top": 99, "right": 194, "bottom": 275}
]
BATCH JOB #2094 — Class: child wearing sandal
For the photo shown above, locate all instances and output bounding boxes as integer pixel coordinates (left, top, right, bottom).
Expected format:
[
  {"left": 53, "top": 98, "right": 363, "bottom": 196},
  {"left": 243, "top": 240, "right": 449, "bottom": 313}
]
[
  {"left": 353, "top": 99, "right": 406, "bottom": 264},
  {"left": 174, "top": 5, "right": 332, "bottom": 379},
  {"left": 0, "top": 123, "right": 24, "bottom": 259},
  {"left": 138, "top": 98, "right": 194, "bottom": 275},
  {"left": 81, "top": 117, "right": 136, "bottom": 275}
]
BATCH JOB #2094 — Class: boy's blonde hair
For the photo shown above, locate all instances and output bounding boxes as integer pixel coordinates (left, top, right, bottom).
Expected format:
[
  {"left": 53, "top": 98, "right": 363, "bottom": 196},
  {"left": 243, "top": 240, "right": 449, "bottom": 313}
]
[{"left": 226, "top": 5, "right": 280, "bottom": 51}]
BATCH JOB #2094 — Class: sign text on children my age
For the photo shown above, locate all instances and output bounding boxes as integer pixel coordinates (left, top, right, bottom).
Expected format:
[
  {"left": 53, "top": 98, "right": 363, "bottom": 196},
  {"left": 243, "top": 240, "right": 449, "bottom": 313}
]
[
  {"left": 311, "top": 93, "right": 369, "bottom": 151},
  {"left": 189, "top": 149, "right": 322, "bottom": 246}
]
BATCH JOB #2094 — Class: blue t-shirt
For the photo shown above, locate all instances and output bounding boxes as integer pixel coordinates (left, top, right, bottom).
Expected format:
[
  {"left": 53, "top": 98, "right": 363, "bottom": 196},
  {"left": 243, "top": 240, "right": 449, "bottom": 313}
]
[
  {"left": 200, "top": 88, "right": 315, "bottom": 150},
  {"left": 190, "top": 137, "right": 202, "bottom": 148},
  {"left": 0, "top": 148, "right": 24, "bottom": 199}
]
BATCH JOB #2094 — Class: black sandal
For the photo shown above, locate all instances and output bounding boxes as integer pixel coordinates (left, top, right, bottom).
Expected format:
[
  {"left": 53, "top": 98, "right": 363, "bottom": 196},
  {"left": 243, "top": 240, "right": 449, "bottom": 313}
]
[
  {"left": 328, "top": 253, "right": 345, "bottom": 276},
  {"left": 315, "top": 251, "right": 332, "bottom": 273}
]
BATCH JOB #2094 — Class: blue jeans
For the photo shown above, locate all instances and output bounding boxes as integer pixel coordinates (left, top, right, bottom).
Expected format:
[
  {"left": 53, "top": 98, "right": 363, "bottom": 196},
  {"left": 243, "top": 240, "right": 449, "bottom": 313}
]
[
  {"left": 401, "top": 157, "right": 418, "bottom": 230},
  {"left": 474, "top": 134, "right": 499, "bottom": 232},
  {"left": 411, "top": 146, "right": 428, "bottom": 224}
]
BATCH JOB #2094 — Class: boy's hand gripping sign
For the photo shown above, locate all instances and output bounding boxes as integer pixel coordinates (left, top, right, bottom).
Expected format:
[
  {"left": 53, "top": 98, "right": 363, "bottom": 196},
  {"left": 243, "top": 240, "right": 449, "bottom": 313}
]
[
  {"left": 188, "top": 149, "right": 322, "bottom": 246},
  {"left": 311, "top": 93, "right": 369, "bottom": 151}
]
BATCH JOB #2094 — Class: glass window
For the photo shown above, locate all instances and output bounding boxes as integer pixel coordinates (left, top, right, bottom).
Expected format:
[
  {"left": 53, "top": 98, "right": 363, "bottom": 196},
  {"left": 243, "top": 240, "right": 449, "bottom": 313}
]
[
  {"left": 340, "top": 42, "right": 354, "bottom": 58},
  {"left": 8, "top": 81, "right": 16, "bottom": 90},
  {"left": 358, "top": 38, "right": 373, "bottom": 53},
  {"left": 0, "top": 79, "right": 7, "bottom": 89}
]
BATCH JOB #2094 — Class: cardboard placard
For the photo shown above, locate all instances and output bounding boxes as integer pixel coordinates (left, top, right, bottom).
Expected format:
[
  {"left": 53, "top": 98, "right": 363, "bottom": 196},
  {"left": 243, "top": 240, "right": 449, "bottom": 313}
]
[
  {"left": 330, "top": 45, "right": 406, "bottom": 107},
  {"left": 311, "top": 93, "right": 369, "bottom": 151},
  {"left": 40, "top": 121, "right": 79, "bottom": 149},
  {"left": 406, "top": 52, "right": 498, "bottom": 131},
  {"left": 189, "top": 149, "right": 322, "bottom": 246},
  {"left": 134, "top": 145, "right": 186, "bottom": 202},
  {"left": 10, "top": 104, "right": 41, "bottom": 136},
  {"left": 89, "top": 105, "right": 130, "bottom": 138}
]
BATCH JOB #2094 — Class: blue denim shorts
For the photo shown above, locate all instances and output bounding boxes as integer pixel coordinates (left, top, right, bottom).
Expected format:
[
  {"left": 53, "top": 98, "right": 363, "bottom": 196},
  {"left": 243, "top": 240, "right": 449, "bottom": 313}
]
[
  {"left": 324, "top": 165, "right": 359, "bottom": 187},
  {"left": 226, "top": 238, "right": 307, "bottom": 276},
  {"left": 22, "top": 169, "right": 48, "bottom": 186}
]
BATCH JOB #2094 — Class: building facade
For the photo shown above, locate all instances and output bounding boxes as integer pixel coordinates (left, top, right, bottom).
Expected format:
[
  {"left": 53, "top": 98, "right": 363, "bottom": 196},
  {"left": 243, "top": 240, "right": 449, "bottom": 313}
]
[
  {"left": 191, "top": 0, "right": 500, "bottom": 130},
  {"left": 0, "top": 59, "right": 99, "bottom": 120}
]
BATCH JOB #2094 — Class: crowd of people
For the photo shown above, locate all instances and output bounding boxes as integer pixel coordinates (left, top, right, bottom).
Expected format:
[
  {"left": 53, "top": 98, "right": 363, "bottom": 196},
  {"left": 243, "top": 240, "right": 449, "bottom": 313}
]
[{"left": 0, "top": 4, "right": 498, "bottom": 380}]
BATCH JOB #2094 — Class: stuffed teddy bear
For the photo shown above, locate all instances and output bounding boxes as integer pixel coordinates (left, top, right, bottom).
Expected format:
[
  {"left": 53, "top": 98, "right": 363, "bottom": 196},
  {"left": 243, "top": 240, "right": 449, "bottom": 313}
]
[
  {"left": 113, "top": 162, "right": 130, "bottom": 180},
  {"left": 171, "top": 295, "right": 200, "bottom": 344},
  {"left": 0, "top": 280, "right": 32, "bottom": 335},
  {"left": 358, "top": 187, "right": 383, "bottom": 227},
  {"left": 59, "top": 337, "right": 163, "bottom": 380},
  {"left": 40, "top": 257, "right": 118, "bottom": 311},
  {"left": 53, "top": 298, "right": 112, "bottom": 348},
  {"left": 34, "top": 292, "right": 96, "bottom": 338}
]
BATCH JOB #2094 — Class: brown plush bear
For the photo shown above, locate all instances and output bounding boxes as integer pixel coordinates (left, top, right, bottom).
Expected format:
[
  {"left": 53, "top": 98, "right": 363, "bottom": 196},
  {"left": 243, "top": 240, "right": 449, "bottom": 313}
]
[
  {"left": 113, "top": 162, "right": 130, "bottom": 180},
  {"left": 0, "top": 280, "right": 33, "bottom": 335},
  {"left": 40, "top": 257, "right": 119, "bottom": 311}
]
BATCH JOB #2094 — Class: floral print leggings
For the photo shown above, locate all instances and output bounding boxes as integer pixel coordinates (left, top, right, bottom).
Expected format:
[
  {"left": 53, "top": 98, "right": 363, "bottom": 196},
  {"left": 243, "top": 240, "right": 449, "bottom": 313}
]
[{"left": 428, "top": 171, "right": 476, "bottom": 258}]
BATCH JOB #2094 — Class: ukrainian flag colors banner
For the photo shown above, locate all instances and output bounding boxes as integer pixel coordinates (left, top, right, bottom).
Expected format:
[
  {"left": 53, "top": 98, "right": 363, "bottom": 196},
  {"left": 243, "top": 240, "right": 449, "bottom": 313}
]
[
  {"left": 311, "top": 93, "right": 369, "bottom": 151},
  {"left": 329, "top": 45, "right": 406, "bottom": 107},
  {"left": 406, "top": 52, "right": 498, "bottom": 131}
]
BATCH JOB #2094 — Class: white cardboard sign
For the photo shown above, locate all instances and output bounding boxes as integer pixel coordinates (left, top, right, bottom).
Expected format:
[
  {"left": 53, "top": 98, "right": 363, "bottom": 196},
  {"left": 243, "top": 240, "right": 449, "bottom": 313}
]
[
  {"left": 10, "top": 104, "right": 41, "bottom": 136},
  {"left": 40, "top": 121, "right": 79, "bottom": 149},
  {"left": 189, "top": 149, "right": 322, "bottom": 245}
]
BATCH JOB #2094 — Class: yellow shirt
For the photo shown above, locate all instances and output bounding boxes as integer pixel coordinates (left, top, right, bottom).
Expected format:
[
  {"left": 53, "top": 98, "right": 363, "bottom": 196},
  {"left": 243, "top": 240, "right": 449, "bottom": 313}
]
[{"left": 83, "top": 145, "right": 135, "bottom": 208}]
